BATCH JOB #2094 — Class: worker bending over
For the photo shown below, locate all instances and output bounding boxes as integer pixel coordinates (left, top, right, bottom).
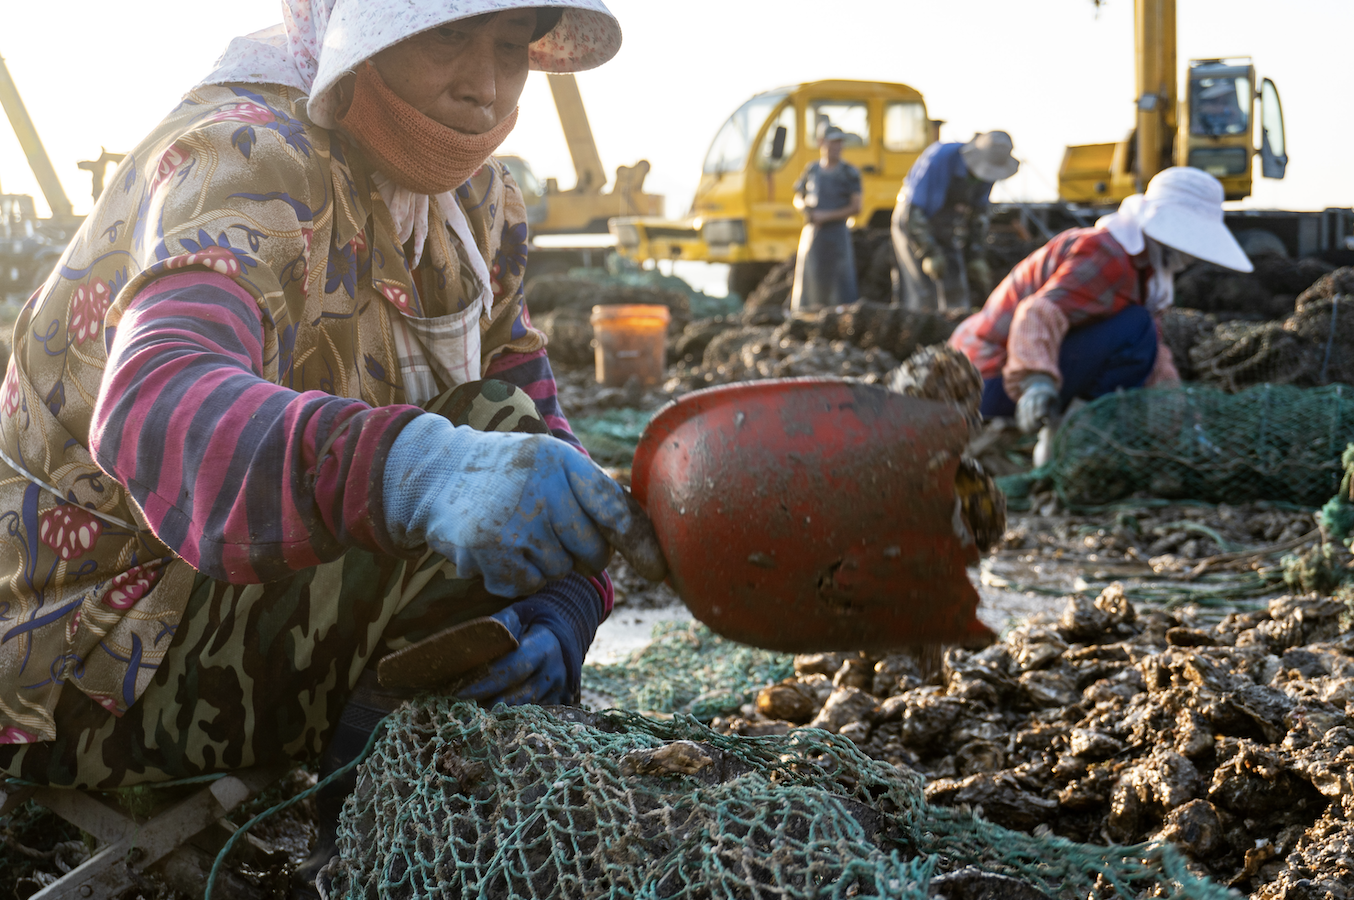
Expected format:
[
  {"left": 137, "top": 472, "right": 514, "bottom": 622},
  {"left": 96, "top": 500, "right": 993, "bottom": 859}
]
[
  {"left": 892, "top": 131, "right": 1019, "bottom": 311},
  {"left": 0, "top": 0, "right": 656, "bottom": 891},
  {"left": 791, "top": 124, "right": 863, "bottom": 311},
  {"left": 950, "top": 166, "right": 1252, "bottom": 451}
]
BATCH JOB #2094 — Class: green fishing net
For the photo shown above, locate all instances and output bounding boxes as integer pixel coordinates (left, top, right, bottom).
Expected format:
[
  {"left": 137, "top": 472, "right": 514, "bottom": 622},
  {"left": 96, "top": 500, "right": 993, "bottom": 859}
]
[
  {"left": 582, "top": 620, "right": 794, "bottom": 720},
  {"left": 1002, "top": 384, "right": 1354, "bottom": 508},
  {"left": 569, "top": 407, "right": 655, "bottom": 467},
  {"left": 326, "top": 699, "right": 1233, "bottom": 900}
]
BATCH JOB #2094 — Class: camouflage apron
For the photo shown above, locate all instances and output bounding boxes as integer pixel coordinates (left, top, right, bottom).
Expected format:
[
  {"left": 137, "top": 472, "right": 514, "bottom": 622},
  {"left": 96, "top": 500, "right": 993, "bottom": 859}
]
[{"left": 0, "top": 380, "right": 547, "bottom": 789}]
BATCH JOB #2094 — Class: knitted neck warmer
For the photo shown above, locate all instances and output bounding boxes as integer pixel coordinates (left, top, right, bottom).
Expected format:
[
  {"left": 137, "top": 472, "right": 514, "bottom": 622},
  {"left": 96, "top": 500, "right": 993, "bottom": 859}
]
[{"left": 338, "top": 61, "right": 518, "bottom": 195}]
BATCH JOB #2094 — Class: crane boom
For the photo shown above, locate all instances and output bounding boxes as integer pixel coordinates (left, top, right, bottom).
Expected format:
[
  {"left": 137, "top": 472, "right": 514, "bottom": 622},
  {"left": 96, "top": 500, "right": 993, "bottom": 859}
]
[
  {"left": 0, "top": 52, "right": 73, "bottom": 220},
  {"left": 1134, "top": 0, "right": 1177, "bottom": 189},
  {"left": 546, "top": 74, "right": 607, "bottom": 195}
]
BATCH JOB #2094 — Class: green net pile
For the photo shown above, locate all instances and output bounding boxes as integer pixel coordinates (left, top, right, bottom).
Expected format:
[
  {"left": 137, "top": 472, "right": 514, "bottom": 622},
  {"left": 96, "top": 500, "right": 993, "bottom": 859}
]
[
  {"left": 1012, "top": 384, "right": 1354, "bottom": 508},
  {"left": 569, "top": 407, "right": 656, "bottom": 467},
  {"left": 582, "top": 620, "right": 794, "bottom": 720},
  {"left": 569, "top": 260, "right": 742, "bottom": 320},
  {"left": 325, "top": 700, "right": 1232, "bottom": 900}
]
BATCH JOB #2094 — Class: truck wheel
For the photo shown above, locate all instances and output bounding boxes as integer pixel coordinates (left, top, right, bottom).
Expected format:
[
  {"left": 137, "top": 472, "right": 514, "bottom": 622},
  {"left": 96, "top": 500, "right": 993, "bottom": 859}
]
[
  {"left": 729, "top": 262, "right": 776, "bottom": 301},
  {"left": 1234, "top": 229, "right": 1288, "bottom": 259}
]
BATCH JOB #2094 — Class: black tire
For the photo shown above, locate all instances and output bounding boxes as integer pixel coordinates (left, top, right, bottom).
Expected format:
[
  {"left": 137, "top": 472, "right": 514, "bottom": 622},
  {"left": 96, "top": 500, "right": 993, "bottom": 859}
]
[{"left": 728, "top": 261, "right": 776, "bottom": 301}]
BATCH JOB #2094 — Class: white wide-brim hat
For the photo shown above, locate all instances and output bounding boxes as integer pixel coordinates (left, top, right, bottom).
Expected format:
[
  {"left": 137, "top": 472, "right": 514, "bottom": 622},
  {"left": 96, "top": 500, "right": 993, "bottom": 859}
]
[
  {"left": 959, "top": 131, "right": 1019, "bottom": 183},
  {"left": 309, "top": 0, "right": 622, "bottom": 127},
  {"left": 1139, "top": 167, "right": 1252, "bottom": 272}
]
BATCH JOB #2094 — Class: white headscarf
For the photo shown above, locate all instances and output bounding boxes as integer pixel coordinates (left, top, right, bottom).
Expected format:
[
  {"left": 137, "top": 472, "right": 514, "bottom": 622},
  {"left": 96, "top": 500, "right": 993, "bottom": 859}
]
[
  {"left": 1098, "top": 195, "right": 1189, "bottom": 314},
  {"left": 1097, "top": 167, "right": 1253, "bottom": 314},
  {"left": 197, "top": 0, "right": 621, "bottom": 263}
]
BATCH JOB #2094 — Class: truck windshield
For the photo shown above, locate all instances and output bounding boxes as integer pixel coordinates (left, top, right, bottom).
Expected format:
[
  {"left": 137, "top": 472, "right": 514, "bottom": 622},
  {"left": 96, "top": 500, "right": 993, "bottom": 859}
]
[
  {"left": 1191, "top": 70, "right": 1251, "bottom": 137},
  {"left": 703, "top": 91, "right": 789, "bottom": 175}
]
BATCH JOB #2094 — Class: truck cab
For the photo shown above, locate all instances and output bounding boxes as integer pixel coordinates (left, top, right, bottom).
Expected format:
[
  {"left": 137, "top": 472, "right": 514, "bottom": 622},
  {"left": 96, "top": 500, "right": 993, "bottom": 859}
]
[{"left": 611, "top": 80, "right": 940, "bottom": 291}]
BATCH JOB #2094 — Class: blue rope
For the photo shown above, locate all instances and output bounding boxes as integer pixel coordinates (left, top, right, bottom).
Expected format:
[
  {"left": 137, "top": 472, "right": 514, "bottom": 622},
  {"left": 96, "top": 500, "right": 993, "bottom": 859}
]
[{"left": 205, "top": 713, "right": 393, "bottom": 900}]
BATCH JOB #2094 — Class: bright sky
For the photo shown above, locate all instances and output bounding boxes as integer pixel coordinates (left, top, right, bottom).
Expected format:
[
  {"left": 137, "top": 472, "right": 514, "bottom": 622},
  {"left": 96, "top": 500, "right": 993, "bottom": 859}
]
[{"left": 3, "top": 0, "right": 1350, "bottom": 221}]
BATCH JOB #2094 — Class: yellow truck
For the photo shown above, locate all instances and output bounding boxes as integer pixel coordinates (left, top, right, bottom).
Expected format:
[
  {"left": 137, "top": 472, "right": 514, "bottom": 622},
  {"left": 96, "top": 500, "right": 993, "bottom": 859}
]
[{"left": 610, "top": 80, "right": 940, "bottom": 297}]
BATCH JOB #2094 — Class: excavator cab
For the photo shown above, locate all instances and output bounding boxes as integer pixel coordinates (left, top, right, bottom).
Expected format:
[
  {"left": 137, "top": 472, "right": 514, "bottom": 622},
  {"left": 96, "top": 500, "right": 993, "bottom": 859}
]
[{"left": 1177, "top": 58, "right": 1286, "bottom": 201}]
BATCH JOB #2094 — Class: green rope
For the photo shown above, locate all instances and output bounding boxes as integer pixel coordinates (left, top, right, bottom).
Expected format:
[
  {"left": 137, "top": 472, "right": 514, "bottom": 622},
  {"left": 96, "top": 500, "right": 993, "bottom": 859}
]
[{"left": 205, "top": 713, "right": 393, "bottom": 900}]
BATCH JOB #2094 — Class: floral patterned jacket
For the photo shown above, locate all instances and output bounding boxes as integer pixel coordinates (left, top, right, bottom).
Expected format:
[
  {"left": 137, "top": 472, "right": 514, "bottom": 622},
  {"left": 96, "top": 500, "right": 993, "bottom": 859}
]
[{"left": 0, "top": 83, "right": 543, "bottom": 744}]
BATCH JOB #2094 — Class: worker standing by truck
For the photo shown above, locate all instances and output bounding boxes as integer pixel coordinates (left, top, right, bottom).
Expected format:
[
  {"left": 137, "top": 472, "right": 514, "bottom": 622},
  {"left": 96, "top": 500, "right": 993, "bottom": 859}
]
[
  {"left": 790, "top": 124, "right": 862, "bottom": 311},
  {"left": 0, "top": 0, "right": 663, "bottom": 892},
  {"left": 892, "top": 131, "right": 1019, "bottom": 311},
  {"left": 949, "top": 167, "right": 1253, "bottom": 457}
]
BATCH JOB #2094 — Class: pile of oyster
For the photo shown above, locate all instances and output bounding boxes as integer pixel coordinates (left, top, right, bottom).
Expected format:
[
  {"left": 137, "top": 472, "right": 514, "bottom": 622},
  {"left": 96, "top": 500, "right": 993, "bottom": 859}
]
[
  {"left": 661, "top": 302, "right": 966, "bottom": 393},
  {"left": 998, "top": 503, "right": 1316, "bottom": 571},
  {"left": 714, "top": 588, "right": 1354, "bottom": 898}
]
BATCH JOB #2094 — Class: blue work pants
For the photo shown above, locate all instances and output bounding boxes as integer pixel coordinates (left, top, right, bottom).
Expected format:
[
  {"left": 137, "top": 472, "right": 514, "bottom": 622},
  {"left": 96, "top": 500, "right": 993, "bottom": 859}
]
[{"left": 980, "top": 305, "right": 1159, "bottom": 418}]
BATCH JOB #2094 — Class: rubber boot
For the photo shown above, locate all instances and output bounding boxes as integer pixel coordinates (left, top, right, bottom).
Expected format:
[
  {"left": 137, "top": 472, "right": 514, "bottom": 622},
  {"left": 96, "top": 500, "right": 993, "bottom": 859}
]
[{"left": 291, "top": 670, "right": 410, "bottom": 900}]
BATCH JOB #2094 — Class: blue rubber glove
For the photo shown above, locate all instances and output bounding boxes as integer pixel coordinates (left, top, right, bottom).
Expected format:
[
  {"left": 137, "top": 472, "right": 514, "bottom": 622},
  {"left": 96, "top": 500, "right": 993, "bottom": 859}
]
[
  {"left": 384, "top": 413, "right": 661, "bottom": 597},
  {"left": 456, "top": 574, "right": 603, "bottom": 705},
  {"left": 1015, "top": 373, "right": 1059, "bottom": 434}
]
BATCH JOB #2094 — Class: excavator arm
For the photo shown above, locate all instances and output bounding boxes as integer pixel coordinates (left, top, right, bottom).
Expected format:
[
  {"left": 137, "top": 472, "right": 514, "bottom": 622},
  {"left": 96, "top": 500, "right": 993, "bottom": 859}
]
[
  {"left": 0, "top": 53, "right": 73, "bottom": 221},
  {"left": 528, "top": 73, "right": 663, "bottom": 235},
  {"left": 546, "top": 74, "right": 607, "bottom": 194}
]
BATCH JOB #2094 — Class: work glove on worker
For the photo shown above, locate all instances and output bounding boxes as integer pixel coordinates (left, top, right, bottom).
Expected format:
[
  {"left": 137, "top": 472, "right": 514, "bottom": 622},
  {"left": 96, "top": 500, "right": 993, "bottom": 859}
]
[
  {"left": 383, "top": 413, "right": 667, "bottom": 598},
  {"left": 921, "top": 253, "right": 946, "bottom": 281},
  {"left": 456, "top": 574, "right": 601, "bottom": 706},
  {"left": 1015, "top": 373, "right": 1060, "bottom": 435}
]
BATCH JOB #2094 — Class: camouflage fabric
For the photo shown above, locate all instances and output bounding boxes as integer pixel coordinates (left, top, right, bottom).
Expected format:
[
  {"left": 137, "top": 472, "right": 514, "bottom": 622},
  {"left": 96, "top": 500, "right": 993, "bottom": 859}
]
[{"left": 0, "top": 381, "right": 542, "bottom": 789}]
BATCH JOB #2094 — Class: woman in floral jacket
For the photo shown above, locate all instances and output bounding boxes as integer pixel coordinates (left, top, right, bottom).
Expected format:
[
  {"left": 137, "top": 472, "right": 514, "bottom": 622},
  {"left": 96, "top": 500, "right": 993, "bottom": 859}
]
[{"left": 0, "top": 0, "right": 653, "bottom": 808}]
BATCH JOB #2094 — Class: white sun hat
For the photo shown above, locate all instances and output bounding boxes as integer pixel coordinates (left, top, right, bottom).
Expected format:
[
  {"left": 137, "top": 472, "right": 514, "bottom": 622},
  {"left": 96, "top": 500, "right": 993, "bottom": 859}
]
[
  {"left": 201, "top": 0, "right": 621, "bottom": 129},
  {"left": 1137, "top": 166, "right": 1253, "bottom": 273},
  {"left": 959, "top": 131, "right": 1019, "bottom": 182}
]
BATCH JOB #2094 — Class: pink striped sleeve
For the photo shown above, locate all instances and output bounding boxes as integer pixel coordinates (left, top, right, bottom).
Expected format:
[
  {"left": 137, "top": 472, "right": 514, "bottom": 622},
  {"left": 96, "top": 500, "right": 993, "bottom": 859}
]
[{"left": 91, "top": 272, "right": 422, "bottom": 583}]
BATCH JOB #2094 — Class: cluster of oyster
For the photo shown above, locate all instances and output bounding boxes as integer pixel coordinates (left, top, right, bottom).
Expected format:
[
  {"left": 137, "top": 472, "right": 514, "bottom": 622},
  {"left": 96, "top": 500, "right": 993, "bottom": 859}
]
[
  {"left": 714, "top": 588, "right": 1354, "bottom": 898},
  {"left": 664, "top": 327, "right": 902, "bottom": 392},
  {"left": 1000, "top": 503, "right": 1316, "bottom": 570}
]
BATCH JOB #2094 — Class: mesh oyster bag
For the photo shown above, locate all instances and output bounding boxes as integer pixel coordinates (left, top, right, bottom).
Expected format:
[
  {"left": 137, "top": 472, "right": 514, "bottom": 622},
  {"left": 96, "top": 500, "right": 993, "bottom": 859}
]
[
  {"left": 325, "top": 699, "right": 1232, "bottom": 899},
  {"left": 1044, "top": 384, "right": 1354, "bottom": 507}
]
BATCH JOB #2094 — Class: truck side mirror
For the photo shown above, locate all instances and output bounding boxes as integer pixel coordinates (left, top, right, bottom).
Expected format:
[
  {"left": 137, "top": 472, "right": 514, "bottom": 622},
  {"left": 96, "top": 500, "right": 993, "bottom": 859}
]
[
  {"left": 770, "top": 126, "right": 788, "bottom": 161},
  {"left": 1258, "top": 78, "right": 1287, "bottom": 180}
]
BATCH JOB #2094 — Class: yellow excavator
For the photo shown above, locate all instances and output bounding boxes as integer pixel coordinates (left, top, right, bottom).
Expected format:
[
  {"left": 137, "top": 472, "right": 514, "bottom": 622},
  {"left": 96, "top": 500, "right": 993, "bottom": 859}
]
[
  {"left": 1059, "top": 0, "right": 1287, "bottom": 204},
  {"left": 0, "top": 52, "right": 79, "bottom": 301},
  {"left": 500, "top": 73, "right": 664, "bottom": 238},
  {"left": 0, "top": 52, "right": 124, "bottom": 302}
]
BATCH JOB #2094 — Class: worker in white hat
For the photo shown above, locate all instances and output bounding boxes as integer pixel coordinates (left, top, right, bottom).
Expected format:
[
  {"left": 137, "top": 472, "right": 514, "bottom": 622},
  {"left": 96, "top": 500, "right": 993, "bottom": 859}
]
[
  {"left": 891, "top": 131, "right": 1020, "bottom": 311},
  {"left": 950, "top": 166, "right": 1253, "bottom": 459}
]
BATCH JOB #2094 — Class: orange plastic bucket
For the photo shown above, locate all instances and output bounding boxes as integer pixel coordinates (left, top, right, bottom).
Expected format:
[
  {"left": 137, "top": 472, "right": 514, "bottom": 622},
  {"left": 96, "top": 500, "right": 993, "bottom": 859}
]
[{"left": 590, "top": 304, "right": 670, "bottom": 386}]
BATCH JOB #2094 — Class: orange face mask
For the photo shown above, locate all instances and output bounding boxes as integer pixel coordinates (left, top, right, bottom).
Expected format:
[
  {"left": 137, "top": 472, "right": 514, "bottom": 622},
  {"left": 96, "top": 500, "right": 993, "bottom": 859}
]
[{"left": 337, "top": 60, "right": 519, "bottom": 195}]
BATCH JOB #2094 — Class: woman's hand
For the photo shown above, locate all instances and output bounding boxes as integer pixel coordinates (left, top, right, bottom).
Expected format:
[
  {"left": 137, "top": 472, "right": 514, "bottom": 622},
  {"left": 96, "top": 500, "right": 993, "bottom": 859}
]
[
  {"left": 383, "top": 414, "right": 665, "bottom": 597},
  {"left": 455, "top": 574, "right": 603, "bottom": 705}
]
